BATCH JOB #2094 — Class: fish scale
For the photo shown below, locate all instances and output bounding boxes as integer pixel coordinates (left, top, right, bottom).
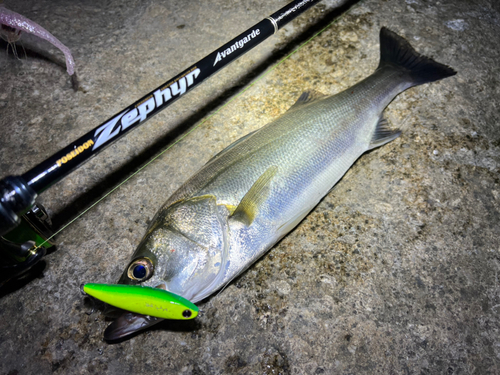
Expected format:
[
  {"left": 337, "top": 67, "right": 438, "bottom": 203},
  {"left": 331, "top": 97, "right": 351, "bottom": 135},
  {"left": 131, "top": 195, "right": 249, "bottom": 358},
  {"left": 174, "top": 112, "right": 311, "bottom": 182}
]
[{"left": 105, "top": 28, "right": 456, "bottom": 340}]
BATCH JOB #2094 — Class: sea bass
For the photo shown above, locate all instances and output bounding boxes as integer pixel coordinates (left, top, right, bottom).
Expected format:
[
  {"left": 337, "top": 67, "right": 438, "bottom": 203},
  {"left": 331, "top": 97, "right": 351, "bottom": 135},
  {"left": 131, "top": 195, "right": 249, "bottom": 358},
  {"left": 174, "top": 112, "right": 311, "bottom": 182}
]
[{"left": 105, "top": 28, "right": 456, "bottom": 340}]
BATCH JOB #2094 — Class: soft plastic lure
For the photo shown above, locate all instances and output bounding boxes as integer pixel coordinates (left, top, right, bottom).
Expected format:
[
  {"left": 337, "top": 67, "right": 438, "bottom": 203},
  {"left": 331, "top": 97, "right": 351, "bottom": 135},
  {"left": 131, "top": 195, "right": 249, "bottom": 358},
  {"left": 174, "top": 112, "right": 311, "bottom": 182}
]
[
  {"left": 0, "top": 4, "right": 75, "bottom": 75},
  {"left": 82, "top": 283, "right": 198, "bottom": 320}
]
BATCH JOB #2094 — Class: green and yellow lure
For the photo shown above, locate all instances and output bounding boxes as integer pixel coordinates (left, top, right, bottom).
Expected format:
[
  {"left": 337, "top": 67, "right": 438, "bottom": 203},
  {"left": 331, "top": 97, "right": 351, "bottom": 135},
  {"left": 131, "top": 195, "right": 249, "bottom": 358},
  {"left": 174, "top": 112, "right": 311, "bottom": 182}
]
[{"left": 82, "top": 283, "right": 198, "bottom": 320}]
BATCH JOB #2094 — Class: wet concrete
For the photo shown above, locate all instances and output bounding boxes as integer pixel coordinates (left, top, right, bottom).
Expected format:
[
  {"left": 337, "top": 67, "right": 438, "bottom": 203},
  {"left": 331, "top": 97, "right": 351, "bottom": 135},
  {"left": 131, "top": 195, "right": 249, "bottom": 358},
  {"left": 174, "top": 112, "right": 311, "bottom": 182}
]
[{"left": 1, "top": 0, "right": 499, "bottom": 373}]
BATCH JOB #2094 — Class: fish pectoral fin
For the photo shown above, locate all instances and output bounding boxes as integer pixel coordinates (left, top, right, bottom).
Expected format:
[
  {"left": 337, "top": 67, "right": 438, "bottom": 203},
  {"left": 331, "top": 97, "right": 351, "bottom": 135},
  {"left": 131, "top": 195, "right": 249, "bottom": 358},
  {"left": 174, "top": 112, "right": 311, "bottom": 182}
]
[
  {"left": 368, "top": 117, "right": 402, "bottom": 150},
  {"left": 231, "top": 165, "right": 278, "bottom": 226},
  {"left": 287, "top": 90, "right": 327, "bottom": 111}
]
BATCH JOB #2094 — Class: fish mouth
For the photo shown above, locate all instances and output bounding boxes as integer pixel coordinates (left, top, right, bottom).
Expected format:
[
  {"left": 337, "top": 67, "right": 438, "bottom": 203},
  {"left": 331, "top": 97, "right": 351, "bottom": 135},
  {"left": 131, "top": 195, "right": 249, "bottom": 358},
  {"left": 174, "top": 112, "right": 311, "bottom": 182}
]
[
  {"left": 103, "top": 282, "right": 167, "bottom": 341},
  {"left": 89, "top": 283, "right": 166, "bottom": 341},
  {"left": 104, "top": 312, "right": 163, "bottom": 341}
]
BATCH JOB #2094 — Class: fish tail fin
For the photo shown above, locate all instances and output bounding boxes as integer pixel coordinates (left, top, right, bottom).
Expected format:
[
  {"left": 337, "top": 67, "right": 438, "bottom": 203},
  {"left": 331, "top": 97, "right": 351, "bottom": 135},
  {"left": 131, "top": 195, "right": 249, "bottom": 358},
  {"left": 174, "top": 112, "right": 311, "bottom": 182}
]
[{"left": 378, "top": 27, "right": 456, "bottom": 85}]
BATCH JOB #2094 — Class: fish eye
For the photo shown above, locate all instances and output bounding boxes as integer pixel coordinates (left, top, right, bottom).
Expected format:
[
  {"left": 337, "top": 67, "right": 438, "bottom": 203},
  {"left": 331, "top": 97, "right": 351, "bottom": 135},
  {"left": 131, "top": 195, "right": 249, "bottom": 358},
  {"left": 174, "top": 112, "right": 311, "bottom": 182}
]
[
  {"left": 182, "top": 309, "right": 192, "bottom": 318},
  {"left": 127, "top": 257, "right": 154, "bottom": 282}
]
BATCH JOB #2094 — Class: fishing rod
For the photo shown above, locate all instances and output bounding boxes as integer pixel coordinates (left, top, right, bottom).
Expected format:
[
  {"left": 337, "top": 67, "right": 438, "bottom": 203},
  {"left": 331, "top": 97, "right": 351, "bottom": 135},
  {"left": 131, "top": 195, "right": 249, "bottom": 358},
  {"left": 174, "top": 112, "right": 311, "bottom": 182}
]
[{"left": 0, "top": 0, "right": 322, "bottom": 281}]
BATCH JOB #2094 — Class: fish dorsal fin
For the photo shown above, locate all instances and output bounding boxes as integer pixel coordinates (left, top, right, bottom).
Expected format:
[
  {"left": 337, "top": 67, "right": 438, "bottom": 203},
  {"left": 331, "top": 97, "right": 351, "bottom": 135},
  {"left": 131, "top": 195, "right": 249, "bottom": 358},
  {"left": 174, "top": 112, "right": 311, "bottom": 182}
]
[
  {"left": 231, "top": 165, "right": 278, "bottom": 226},
  {"left": 287, "top": 90, "right": 327, "bottom": 112},
  {"left": 368, "top": 117, "right": 402, "bottom": 150}
]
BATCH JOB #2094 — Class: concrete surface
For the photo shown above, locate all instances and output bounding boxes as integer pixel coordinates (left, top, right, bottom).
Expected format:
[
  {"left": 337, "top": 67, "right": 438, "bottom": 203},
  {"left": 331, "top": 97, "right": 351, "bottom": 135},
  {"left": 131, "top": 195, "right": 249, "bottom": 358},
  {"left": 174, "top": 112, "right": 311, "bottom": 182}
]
[{"left": 1, "top": 0, "right": 499, "bottom": 373}]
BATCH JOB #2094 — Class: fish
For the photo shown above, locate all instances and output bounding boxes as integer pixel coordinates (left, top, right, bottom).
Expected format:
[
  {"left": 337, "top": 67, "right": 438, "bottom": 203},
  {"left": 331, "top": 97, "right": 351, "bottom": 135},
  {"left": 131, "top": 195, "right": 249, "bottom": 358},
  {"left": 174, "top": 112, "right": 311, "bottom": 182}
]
[{"left": 103, "top": 27, "right": 456, "bottom": 340}]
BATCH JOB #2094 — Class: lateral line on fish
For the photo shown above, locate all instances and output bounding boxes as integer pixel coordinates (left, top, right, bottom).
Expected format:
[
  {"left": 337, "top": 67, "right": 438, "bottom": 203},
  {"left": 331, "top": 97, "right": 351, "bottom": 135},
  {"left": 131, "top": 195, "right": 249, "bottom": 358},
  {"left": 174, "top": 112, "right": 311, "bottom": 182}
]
[{"left": 32, "top": 2, "right": 365, "bottom": 250}]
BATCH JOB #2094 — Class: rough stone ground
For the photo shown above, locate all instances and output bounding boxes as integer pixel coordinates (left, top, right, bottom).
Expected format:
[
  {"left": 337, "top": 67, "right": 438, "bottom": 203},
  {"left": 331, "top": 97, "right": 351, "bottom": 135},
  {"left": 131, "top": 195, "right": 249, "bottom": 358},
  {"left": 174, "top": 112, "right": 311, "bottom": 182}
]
[{"left": 1, "top": 0, "right": 499, "bottom": 373}]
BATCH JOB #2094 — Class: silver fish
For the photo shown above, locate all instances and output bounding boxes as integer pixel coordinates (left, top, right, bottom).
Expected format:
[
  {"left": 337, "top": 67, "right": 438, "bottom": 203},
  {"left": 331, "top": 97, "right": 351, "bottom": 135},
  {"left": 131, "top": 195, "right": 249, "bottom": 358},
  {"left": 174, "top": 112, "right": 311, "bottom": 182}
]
[{"left": 104, "top": 28, "right": 455, "bottom": 340}]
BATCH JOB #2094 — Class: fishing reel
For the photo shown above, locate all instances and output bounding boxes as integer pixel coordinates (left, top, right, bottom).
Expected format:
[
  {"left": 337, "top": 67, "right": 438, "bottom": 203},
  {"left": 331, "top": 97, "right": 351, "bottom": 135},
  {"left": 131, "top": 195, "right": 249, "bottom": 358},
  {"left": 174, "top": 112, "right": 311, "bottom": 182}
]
[
  {"left": 0, "top": 176, "right": 53, "bottom": 286},
  {"left": 0, "top": 202, "right": 54, "bottom": 287}
]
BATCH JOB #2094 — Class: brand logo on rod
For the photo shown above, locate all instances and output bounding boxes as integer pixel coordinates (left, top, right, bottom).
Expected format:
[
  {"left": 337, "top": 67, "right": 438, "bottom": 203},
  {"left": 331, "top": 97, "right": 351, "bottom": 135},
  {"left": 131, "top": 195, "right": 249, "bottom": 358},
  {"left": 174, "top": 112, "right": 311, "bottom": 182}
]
[
  {"left": 92, "top": 68, "right": 201, "bottom": 151},
  {"left": 213, "top": 29, "right": 261, "bottom": 66}
]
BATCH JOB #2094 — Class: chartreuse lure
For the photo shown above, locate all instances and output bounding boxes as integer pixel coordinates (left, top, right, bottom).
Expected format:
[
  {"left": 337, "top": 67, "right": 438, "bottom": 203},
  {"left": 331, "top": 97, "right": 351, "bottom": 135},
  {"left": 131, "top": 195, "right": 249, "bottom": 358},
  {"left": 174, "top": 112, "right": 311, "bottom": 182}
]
[{"left": 82, "top": 283, "right": 198, "bottom": 320}]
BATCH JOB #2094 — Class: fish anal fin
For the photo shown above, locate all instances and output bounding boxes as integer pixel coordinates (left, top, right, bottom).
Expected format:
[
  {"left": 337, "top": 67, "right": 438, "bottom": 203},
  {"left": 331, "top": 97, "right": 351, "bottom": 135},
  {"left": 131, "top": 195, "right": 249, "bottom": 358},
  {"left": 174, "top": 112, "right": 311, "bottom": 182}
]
[
  {"left": 231, "top": 166, "right": 278, "bottom": 226},
  {"left": 287, "top": 90, "right": 327, "bottom": 112},
  {"left": 368, "top": 117, "right": 401, "bottom": 150}
]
